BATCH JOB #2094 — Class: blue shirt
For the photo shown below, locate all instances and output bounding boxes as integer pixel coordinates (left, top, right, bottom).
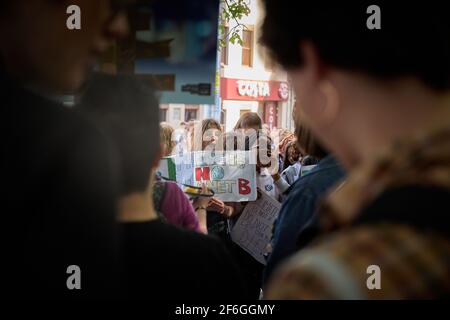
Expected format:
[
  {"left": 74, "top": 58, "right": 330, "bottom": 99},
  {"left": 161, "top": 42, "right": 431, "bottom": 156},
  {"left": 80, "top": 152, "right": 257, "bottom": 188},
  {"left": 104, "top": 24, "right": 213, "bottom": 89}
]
[{"left": 263, "top": 155, "right": 346, "bottom": 285}]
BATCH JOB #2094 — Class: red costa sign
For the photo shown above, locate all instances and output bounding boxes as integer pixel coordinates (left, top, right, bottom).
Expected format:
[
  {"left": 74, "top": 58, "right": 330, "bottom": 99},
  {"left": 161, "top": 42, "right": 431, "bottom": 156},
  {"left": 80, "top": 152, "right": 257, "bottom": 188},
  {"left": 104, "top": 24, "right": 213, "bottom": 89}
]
[
  {"left": 264, "top": 102, "right": 278, "bottom": 130},
  {"left": 221, "top": 78, "right": 289, "bottom": 101}
]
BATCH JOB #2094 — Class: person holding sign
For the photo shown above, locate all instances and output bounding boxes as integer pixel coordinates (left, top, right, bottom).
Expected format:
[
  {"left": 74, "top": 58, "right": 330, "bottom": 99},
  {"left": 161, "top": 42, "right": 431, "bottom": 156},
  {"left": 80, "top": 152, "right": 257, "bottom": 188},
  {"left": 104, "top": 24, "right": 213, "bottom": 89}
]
[
  {"left": 78, "top": 73, "right": 247, "bottom": 299},
  {"left": 152, "top": 123, "right": 211, "bottom": 233},
  {"left": 191, "top": 119, "right": 236, "bottom": 236},
  {"left": 234, "top": 112, "right": 290, "bottom": 202},
  {"left": 208, "top": 114, "right": 285, "bottom": 298}
]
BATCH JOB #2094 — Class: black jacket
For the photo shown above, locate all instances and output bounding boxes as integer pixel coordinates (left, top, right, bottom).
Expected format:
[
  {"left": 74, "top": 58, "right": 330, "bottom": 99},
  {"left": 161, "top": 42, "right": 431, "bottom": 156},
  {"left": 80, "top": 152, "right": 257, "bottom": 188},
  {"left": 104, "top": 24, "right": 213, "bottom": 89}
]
[
  {"left": 121, "top": 220, "right": 248, "bottom": 300},
  {"left": 357, "top": 185, "right": 450, "bottom": 237},
  {"left": 1, "top": 73, "right": 121, "bottom": 298}
]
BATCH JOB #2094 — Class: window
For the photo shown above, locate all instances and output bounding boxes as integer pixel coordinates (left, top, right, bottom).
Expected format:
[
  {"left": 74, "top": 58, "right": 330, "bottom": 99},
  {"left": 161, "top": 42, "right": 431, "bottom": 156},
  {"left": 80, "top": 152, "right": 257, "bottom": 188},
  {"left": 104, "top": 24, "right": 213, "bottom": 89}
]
[
  {"left": 159, "top": 108, "right": 167, "bottom": 122},
  {"left": 241, "top": 27, "right": 253, "bottom": 67},
  {"left": 173, "top": 108, "right": 181, "bottom": 121},
  {"left": 185, "top": 109, "right": 198, "bottom": 122},
  {"left": 220, "top": 26, "right": 229, "bottom": 65}
]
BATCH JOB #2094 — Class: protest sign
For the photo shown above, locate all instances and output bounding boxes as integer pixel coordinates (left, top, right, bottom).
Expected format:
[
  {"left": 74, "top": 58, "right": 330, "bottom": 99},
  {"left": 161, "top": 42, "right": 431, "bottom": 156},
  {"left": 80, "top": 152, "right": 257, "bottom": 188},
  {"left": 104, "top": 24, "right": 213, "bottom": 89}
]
[
  {"left": 156, "top": 156, "right": 177, "bottom": 180},
  {"left": 157, "top": 151, "right": 257, "bottom": 202},
  {"left": 230, "top": 191, "right": 281, "bottom": 265}
]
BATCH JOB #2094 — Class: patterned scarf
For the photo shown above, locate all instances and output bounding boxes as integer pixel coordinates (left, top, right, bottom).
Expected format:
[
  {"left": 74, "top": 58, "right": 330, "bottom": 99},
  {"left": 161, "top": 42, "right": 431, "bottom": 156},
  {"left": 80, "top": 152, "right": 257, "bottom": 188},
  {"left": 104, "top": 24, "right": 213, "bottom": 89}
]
[{"left": 318, "top": 124, "right": 450, "bottom": 231}]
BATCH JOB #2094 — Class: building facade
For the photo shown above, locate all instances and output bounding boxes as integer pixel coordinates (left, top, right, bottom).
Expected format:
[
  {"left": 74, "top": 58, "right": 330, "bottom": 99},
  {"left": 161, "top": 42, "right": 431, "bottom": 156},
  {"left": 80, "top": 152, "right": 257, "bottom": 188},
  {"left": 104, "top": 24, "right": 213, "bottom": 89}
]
[
  {"left": 219, "top": 1, "right": 294, "bottom": 132},
  {"left": 96, "top": 0, "right": 294, "bottom": 131}
]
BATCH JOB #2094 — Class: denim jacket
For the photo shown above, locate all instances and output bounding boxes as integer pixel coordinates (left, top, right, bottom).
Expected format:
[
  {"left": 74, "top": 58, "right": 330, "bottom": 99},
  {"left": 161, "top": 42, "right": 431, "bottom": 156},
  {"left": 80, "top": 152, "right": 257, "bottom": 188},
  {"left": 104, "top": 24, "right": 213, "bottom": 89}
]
[{"left": 263, "top": 155, "right": 345, "bottom": 285}]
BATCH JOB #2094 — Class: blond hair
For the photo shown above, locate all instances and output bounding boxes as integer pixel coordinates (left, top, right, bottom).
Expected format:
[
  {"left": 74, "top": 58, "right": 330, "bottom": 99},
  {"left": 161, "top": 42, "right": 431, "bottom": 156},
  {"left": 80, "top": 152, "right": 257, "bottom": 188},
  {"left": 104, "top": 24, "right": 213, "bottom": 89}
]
[{"left": 160, "top": 122, "right": 175, "bottom": 156}]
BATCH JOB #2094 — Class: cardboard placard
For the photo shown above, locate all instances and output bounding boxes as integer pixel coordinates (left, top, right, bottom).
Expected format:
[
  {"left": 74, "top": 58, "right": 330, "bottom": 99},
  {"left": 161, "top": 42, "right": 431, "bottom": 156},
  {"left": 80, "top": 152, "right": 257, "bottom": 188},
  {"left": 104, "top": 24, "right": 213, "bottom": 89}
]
[
  {"left": 230, "top": 191, "right": 281, "bottom": 264},
  {"left": 157, "top": 151, "right": 257, "bottom": 202}
]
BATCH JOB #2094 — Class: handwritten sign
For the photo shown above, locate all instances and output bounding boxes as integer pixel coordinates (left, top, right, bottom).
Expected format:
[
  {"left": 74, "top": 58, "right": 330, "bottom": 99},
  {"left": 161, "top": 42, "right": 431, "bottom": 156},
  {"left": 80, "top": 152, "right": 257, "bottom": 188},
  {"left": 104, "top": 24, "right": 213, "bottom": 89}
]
[
  {"left": 230, "top": 191, "right": 281, "bottom": 264},
  {"left": 157, "top": 151, "right": 257, "bottom": 202},
  {"left": 156, "top": 156, "right": 177, "bottom": 180}
]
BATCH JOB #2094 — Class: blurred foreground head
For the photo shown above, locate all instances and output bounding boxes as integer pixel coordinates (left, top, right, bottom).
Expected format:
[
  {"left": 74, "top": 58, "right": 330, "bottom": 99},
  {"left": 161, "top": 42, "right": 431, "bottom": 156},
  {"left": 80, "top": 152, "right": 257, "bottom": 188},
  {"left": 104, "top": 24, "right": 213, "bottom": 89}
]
[
  {"left": 78, "top": 73, "right": 160, "bottom": 196},
  {"left": 0, "top": 0, "right": 131, "bottom": 93},
  {"left": 261, "top": 1, "right": 450, "bottom": 167}
]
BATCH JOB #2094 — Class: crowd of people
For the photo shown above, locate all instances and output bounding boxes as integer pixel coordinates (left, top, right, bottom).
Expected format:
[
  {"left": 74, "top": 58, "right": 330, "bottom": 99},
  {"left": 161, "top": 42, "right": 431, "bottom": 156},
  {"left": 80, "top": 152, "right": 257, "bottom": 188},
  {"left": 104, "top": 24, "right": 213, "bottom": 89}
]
[{"left": 1, "top": 0, "right": 449, "bottom": 300}]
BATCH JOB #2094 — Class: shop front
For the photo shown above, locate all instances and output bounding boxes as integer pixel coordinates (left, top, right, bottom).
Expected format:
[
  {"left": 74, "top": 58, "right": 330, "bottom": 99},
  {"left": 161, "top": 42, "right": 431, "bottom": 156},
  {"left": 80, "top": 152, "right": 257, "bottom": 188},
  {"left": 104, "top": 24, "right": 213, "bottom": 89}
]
[{"left": 220, "top": 77, "right": 290, "bottom": 132}]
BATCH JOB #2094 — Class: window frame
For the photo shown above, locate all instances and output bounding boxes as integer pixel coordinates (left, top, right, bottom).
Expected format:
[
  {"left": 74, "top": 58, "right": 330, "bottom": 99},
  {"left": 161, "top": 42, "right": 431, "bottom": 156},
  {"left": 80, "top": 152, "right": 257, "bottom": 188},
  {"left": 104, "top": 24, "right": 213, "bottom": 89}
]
[{"left": 241, "top": 26, "right": 254, "bottom": 67}]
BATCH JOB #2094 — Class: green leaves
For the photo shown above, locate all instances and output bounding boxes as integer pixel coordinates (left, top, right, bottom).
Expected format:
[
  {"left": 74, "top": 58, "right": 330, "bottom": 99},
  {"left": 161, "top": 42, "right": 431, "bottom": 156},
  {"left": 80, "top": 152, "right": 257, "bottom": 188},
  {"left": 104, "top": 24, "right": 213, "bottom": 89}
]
[
  {"left": 219, "top": 0, "right": 251, "bottom": 48},
  {"left": 225, "top": 0, "right": 251, "bottom": 20}
]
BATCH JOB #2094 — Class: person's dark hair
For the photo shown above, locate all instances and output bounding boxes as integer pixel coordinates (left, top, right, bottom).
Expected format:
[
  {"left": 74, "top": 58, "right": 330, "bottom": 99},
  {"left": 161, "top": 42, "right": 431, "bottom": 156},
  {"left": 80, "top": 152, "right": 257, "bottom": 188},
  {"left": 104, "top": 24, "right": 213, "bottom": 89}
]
[
  {"left": 301, "top": 155, "right": 320, "bottom": 166},
  {"left": 295, "top": 122, "right": 327, "bottom": 160},
  {"left": 261, "top": 2, "right": 450, "bottom": 90},
  {"left": 0, "top": 1, "right": 12, "bottom": 12},
  {"left": 191, "top": 118, "right": 222, "bottom": 151},
  {"left": 234, "top": 112, "right": 263, "bottom": 130},
  {"left": 223, "top": 128, "right": 261, "bottom": 152},
  {"left": 201, "top": 118, "right": 221, "bottom": 135},
  {"left": 78, "top": 73, "right": 160, "bottom": 195},
  {"left": 282, "top": 140, "right": 300, "bottom": 170}
]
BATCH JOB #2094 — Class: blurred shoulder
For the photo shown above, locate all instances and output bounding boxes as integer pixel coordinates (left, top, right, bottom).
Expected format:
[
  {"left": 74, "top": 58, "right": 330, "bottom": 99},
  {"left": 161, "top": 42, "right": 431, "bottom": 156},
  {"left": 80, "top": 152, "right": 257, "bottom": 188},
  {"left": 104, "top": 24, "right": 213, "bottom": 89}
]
[
  {"left": 266, "top": 224, "right": 450, "bottom": 299},
  {"left": 164, "top": 180, "right": 184, "bottom": 193}
]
